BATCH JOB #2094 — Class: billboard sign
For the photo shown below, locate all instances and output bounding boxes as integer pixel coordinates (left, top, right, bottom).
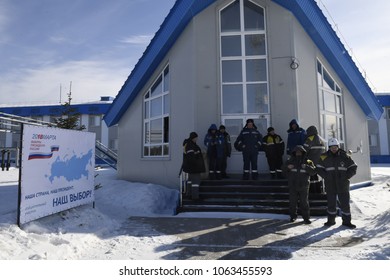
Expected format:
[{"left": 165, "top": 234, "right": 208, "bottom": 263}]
[{"left": 18, "top": 124, "right": 96, "bottom": 225}]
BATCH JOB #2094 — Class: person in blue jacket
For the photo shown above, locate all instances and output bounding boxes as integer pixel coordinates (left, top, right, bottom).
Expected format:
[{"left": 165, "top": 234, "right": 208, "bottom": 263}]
[
  {"left": 204, "top": 124, "right": 224, "bottom": 180},
  {"left": 234, "top": 119, "right": 263, "bottom": 180},
  {"left": 286, "top": 119, "right": 307, "bottom": 156}
]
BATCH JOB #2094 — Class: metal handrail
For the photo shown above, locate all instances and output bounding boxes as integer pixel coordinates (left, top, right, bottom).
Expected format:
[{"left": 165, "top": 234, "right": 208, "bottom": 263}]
[
  {"left": 0, "top": 112, "right": 55, "bottom": 127},
  {"left": 95, "top": 140, "right": 118, "bottom": 160}
]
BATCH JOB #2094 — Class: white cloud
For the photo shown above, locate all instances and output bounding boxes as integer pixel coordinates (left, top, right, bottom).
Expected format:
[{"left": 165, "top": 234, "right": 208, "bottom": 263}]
[
  {"left": 0, "top": 1, "right": 10, "bottom": 44},
  {"left": 49, "top": 36, "right": 71, "bottom": 44},
  {"left": 119, "top": 35, "right": 152, "bottom": 45},
  {"left": 354, "top": 47, "right": 390, "bottom": 93},
  {"left": 318, "top": 0, "right": 390, "bottom": 93},
  {"left": 0, "top": 59, "right": 132, "bottom": 105}
]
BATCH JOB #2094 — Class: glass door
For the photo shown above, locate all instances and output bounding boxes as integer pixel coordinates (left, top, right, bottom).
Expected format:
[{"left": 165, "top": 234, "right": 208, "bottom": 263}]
[{"left": 222, "top": 115, "right": 269, "bottom": 173}]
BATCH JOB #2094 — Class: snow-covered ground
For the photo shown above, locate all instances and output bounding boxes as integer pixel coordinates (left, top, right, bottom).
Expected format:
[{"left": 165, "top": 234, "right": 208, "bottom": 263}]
[{"left": 0, "top": 165, "right": 389, "bottom": 260}]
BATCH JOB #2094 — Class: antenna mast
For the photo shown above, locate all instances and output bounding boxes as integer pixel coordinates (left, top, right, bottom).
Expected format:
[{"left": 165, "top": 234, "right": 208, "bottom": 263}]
[{"left": 68, "top": 81, "right": 72, "bottom": 104}]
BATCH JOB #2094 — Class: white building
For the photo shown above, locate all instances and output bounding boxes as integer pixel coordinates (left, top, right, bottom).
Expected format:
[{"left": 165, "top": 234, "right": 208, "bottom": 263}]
[
  {"left": 0, "top": 97, "right": 118, "bottom": 164},
  {"left": 104, "top": 0, "right": 382, "bottom": 188},
  {"left": 368, "top": 93, "right": 390, "bottom": 163}
]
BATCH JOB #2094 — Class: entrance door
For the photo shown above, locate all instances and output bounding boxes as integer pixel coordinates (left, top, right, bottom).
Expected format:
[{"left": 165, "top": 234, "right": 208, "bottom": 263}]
[{"left": 222, "top": 115, "right": 269, "bottom": 174}]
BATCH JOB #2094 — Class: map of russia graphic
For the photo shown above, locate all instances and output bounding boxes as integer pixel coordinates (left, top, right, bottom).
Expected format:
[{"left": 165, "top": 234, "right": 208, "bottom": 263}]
[{"left": 48, "top": 149, "right": 93, "bottom": 183}]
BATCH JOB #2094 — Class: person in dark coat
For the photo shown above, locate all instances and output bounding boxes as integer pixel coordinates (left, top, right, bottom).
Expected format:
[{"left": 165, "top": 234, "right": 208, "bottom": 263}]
[
  {"left": 262, "top": 127, "right": 285, "bottom": 179},
  {"left": 283, "top": 145, "right": 316, "bottom": 224},
  {"left": 316, "top": 138, "right": 358, "bottom": 228},
  {"left": 286, "top": 119, "right": 306, "bottom": 156},
  {"left": 304, "top": 125, "right": 326, "bottom": 193},
  {"left": 182, "top": 132, "right": 206, "bottom": 199},
  {"left": 234, "top": 119, "right": 263, "bottom": 180},
  {"left": 204, "top": 124, "right": 224, "bottom": 180},
  {"left": 219, "top": 125, "right": 232, "bottom": 178}
]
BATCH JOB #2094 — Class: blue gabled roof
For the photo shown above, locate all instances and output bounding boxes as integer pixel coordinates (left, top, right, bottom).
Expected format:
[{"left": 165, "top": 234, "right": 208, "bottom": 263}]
[
  {"left": 0, "top": 103, "right": 111, "bottom": 117},
  {"left": 377, "top": 95, "right": 390, "bottom": 107},
  {"left": 104, "top": 0, "right": 383, "bottom": 126}
]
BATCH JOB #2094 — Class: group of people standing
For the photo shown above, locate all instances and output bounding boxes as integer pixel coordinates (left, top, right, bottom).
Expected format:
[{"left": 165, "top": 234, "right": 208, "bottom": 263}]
[
  {"left": 182, "top": 118, "right": 358, "bottom": 228},
  {"left": 279, "top": 119, "right": 357, "bottom": 228},
  {"left": 203, "top": 124, "right": 232, "bottom": 180},
  {"left": 181, "top": 125, "right": 231, "bottom": 198}
]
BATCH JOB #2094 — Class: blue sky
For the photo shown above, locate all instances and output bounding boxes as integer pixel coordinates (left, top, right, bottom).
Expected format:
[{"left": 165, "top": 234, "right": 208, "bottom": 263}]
[
  {"left": 0, "top": 0, "right": 389, "bottom": 105},
  {"left": 0, "top": 0, "right": 175, "bottom": 104},
  {"left": 318, "top": 0, "right": 390, "bottom": 94}
]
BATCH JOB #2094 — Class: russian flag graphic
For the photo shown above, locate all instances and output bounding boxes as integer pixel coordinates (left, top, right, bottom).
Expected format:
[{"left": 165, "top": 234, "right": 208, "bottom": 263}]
[{"left": 28, "top": 145, "right": 60, "bottom": 160}]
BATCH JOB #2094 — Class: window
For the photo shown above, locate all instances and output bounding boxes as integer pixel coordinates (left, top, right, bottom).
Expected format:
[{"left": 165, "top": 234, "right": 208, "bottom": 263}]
[
  {"left": 387, "top": 107, "right": 390, "bottom": 119},
  {"left": 110, "top": 139, "right": 118, "bottom": 151},
  {"left": 220, "top": 0, "right": 269, "bottom": 118},
  {"left": 369, "top": 134, "right": 378, "bottom": 147},
  {"left": 143, "top": 65, "right": 170, "bottom": 157},
  {"left": 31, "top": 116, "right": 43, "bottom": 122},
  {"left": 50, "top": 116, "right": 60, "bottom": 124},
  {"left": 89, "top": 115, "right": 101, "bottom": 127},
  {"left": 223, "top": 116, "right": 268, "bottom": 149},
  {"left": 317, "top": 60, "right": 344, "bottom": 143}
]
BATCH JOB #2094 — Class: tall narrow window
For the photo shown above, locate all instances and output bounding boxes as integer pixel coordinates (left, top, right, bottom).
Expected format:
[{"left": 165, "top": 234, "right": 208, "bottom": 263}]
[
  {"left": 143, "top": 65, "right": 170, "bottom": 157},
  {"left": 317, "top": 60, "right": 344, "bottom": 146},
  {"left": 220, "top": 0, "right": 269, "bottom": 143}
]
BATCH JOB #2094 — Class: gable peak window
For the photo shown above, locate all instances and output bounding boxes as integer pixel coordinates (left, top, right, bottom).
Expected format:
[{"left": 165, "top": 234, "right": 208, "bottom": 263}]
[{"left": 220, "top": 0, "right": 269, "bottom": 142}]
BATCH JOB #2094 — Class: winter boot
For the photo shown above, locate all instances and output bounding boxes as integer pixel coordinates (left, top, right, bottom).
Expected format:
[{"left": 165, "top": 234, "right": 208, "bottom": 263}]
[
  {"left": 216, "top": 171, "right": 222, "bottom": 180},
  {"left": 342, "top": 222, "right": 356, "bottom": 229},
  {"left": 270, "top": 172, "right": 276, "bottom": 179},
  {"left": 184, "top": 181, "right": 192, "bottom": 198},
  {"left": 208, "top": 172, "right": 215, "bottom": 180},
  {"left": 251, "top": 171, "right": 258, "bottom": 180},
  {"left": 303, "top": 219, "right": 312, "bottom": 224},
  {"left": 342, "top": 214, "right": 356, "bottom": 229},
  {"left": 276, "top": 171, "right": 284, "bottom": 179},
  {"left": 324, "top": 215, "right": 336, "bottom": 227},
  {"left": 191, "top": 183, "right": 199, "bottom": 200},
  {"left": 242, "top": 172, "right": 250, "bottom": 180}
]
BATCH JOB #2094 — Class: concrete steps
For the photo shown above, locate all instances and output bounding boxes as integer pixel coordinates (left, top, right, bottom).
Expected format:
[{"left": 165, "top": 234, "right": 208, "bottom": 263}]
[{"left": 178, "top": 176, "right": 327, "bottom": 216}]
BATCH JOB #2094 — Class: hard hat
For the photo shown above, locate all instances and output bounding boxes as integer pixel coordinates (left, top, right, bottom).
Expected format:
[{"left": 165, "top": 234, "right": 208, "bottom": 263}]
[{"left": 328, "top": 138, "right": 340, "bottom": 147}]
